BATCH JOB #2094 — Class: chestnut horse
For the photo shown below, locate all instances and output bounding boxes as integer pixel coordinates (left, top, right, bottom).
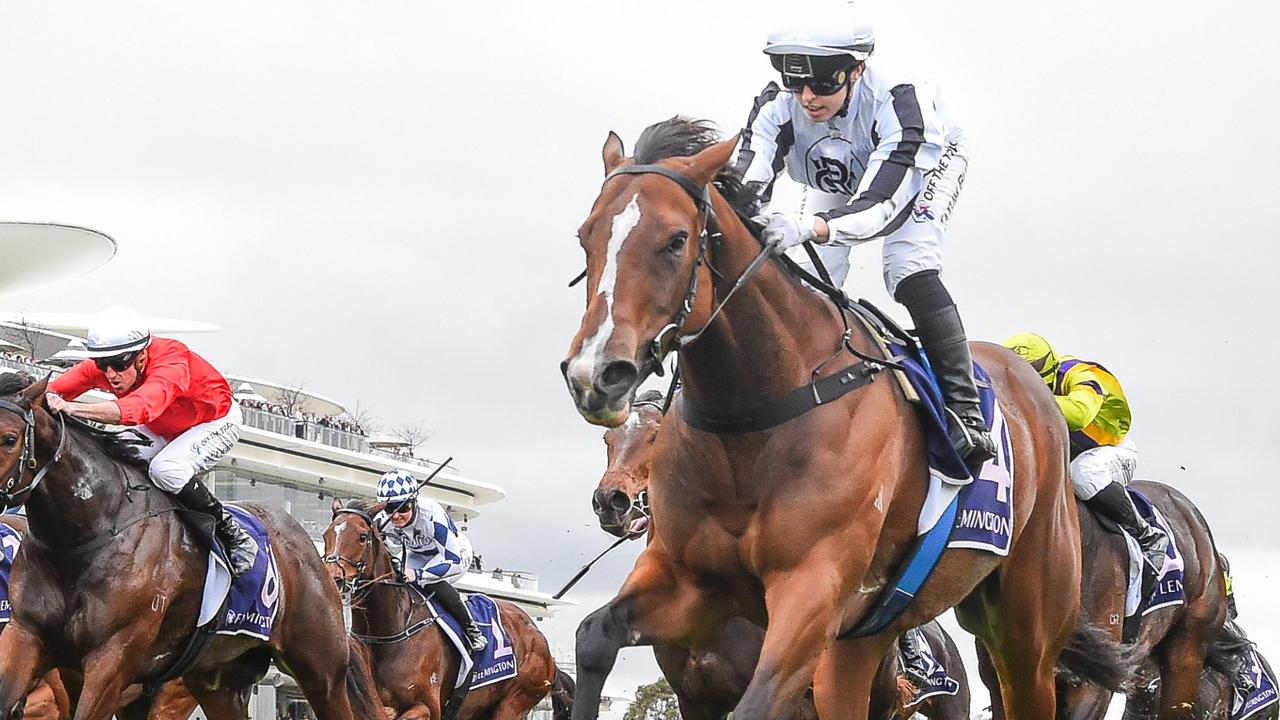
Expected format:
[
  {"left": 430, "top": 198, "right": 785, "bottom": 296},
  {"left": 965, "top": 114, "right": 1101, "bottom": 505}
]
[
  {"left": 0, "top": 373, "right": 382, "bottom": 720},
  {"left": 977, "top": 481, "right": 1230, "bottom": 719},
  {"left": 323, "top": 500, "right": 561, "bottom": 720},
  {"left": 561, "top": 118, "right": 1124, "bottom": 720},
  {"left": 592, "top": 391, "right": 970, "bottom": 720}
]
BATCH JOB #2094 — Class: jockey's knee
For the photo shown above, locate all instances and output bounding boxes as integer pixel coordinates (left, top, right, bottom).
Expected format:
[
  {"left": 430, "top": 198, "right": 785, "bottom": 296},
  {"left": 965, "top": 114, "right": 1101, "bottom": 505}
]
[{"left": 148, "top": 456, "right": 195, "bottom": 493}]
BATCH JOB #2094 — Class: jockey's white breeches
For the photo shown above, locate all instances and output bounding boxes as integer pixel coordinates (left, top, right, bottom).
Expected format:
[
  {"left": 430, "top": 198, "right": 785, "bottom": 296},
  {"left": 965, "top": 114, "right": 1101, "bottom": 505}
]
[
  {"left": 134, "top": 402, "right": 243, "bottom": 493},
  {"left": 1070, "top": 437, "right": 1139, "bottom": 501},
  {"left": 406, "top": 541, "right": 473, "bottom": 584},
  {"left": 791, "top": 142, "right": 968, "bottom": 296}
]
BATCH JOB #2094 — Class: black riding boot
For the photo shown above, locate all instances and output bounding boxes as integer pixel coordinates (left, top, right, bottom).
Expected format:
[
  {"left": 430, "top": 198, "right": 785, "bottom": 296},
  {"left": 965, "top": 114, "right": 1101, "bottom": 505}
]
[
  {"left": 896, "top": 271, "right": 996, "bottom": 469},
  {"left": 898, "top": 630, "right": 930, "bottom": 690},
  {"left": 175, "top": 478, "right": 258, "bottom": 578},
  {"left": 426, "top": 580, "right": 487, "bottom": 654},
  {"left": 1085, "top": 482, "right": 1170, "bottom": 573}
]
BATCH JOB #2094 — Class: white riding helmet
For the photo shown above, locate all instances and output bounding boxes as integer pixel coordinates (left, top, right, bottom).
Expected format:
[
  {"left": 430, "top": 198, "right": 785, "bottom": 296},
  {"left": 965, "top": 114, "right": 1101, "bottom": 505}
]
[
  {"left": 764, "top": 7, "right": 876, "bottom": 62},
  {"left": 85, "top": 308, "right": 152, "bottom": 358},
  {"left": 377, "top": 469, "right": 419, "bottom": 504}
]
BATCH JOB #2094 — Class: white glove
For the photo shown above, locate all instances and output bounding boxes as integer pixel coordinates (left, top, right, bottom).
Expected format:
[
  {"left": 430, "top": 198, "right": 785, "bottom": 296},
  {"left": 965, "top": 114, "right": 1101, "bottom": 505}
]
[{"left": 753, "top": 213, "right": 820, "bottom": 252}]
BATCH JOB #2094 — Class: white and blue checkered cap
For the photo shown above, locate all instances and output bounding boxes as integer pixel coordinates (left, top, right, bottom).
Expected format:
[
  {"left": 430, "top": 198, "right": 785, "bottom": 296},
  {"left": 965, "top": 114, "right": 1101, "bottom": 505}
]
[{"left": 376, "top": 469, "right": 419, "bottom": 503}]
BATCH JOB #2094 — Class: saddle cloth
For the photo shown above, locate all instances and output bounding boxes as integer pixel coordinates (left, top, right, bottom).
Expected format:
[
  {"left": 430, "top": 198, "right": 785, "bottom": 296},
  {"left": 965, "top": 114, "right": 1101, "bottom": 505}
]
[
  {"left": 427, "top": 593, "right": 518, "bottom": 690},
  {"left": 1233, "top": 645, "right": 1279, "bottom": 720},
  {"left": 198, "top": 505, "right": 281, "bottom": 640},
  {"left": 904, "top": 627, "right": 961, "bottom": 706},
  {"left": 890, "top": 342, "right": 1015, "bottom": 555},
  {"left": 1121, "top": 489, "right": 1185, "bottom": 641},
  {"left": 0, "top": 521, "right": 21, "bottom": 624}
]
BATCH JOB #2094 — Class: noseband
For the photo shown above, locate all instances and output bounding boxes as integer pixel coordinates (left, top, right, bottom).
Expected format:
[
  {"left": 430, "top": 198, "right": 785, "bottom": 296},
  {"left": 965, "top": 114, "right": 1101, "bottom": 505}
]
[
  {"left": 0, "top": 399, "right": 65, "bottom": 509},
  {"left": 323, "top": 507, "right": 382, "bottom": 598}
]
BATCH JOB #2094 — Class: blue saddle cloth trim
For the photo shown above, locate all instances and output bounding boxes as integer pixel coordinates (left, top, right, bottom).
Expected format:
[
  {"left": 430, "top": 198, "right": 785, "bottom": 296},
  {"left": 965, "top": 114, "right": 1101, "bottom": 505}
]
[
  {"left": 214, "top": 505, "right": 281, "bottom": 640},
  {"left": 430, "top": 594, "right": 519, "bottom": 690},
  {"left": 1235, "top": 646, "right": 1279, "bottom": 720},
  {"left": 0, "top": 523, "right": 21, "bottom": 624}
]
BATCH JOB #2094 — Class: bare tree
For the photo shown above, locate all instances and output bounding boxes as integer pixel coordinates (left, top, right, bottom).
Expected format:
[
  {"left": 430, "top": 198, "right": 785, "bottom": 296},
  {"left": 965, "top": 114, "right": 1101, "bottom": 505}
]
[
  {"left": 3, "top": 316, "right": 45, "bottom": 359},
  {"left": 275, "top": 381, "right": 312, "bottom": 418},
  {"left": 347, "top": 398, "right": 383, "bottom": 435},
  {"left": 391, "top": 422, "right": 433, "bottom": 456}
]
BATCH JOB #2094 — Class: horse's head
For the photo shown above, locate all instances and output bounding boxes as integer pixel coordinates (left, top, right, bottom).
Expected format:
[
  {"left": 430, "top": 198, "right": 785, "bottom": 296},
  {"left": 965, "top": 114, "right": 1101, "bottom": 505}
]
[
  {"left": 592, "top": 390, "right": 665, "bottom": 537},
  {"left": 561, "top": 119, "right": 738, "bottom": 426},
  {"left": 322, "top": 499, "right": 391, "bottom": 602},
  {"left": 0, "top": 373, "right": 56, "bottom": 510}
]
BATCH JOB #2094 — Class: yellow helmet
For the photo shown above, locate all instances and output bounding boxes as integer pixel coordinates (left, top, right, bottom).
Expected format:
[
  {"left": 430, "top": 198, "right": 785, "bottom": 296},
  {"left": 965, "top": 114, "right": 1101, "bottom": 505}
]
[{"left": 1002, "top": 332, "right": 1059, "bottom": 385}]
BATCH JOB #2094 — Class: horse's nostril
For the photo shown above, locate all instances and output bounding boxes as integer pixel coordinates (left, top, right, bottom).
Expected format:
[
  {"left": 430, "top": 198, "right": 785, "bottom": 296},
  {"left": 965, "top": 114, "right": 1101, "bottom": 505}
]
[
  {"left": 597, "top": 361, "right": 638, "bottom": 396},
  {"left": 593, "top": 488, "right": 632, "bottom": 516}
]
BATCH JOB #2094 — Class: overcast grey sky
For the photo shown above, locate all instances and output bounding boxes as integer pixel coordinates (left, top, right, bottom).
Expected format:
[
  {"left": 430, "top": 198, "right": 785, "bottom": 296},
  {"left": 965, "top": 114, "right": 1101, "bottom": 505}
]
[{"left": 4, "top": 0, "right": 1278, "bottom": 714}]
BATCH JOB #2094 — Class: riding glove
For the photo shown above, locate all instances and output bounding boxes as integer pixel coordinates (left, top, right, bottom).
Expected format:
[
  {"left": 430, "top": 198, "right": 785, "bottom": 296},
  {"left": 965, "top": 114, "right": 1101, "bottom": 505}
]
[{"left": 753, "top": 213, "right": 821, "bottom": 252}]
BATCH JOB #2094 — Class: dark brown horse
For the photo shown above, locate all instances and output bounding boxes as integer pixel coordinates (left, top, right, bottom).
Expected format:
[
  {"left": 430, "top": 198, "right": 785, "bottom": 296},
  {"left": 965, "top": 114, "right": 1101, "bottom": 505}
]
[
  {"left": 592, "top": 391, "right": 970, "bottom": 720},
  {"left": 560, "top": 118, "right": 1124, "bottom": 720},
  {"left": 0, "top": 514, "right": 200, "bottom": 720},
  {"left": 1124, "top": 619, "right": 1277, "bottom": 720},
  {"left": 323, "top": 500, "right": 561, "bottom": 720},
  {"left": 973, "top": 480, "right": 1229, "bottom": 719},
  {"left": 0, "top": 373, "right": 381, "bottom": 720}
]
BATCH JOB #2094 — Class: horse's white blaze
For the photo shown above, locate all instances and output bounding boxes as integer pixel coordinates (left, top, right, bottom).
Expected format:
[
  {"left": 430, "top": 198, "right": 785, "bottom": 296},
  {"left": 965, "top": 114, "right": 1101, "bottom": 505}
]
[
  {"left": 567, "top": 194, "right": 642, "bottom": 385},
  {"left": 334, "top": 520, "right": 348, "bottom": 537}
]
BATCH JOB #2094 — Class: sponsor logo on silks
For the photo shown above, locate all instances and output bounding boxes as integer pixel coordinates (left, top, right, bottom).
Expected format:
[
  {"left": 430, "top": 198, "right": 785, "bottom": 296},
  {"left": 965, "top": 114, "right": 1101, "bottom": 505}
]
[
  {"left": 913, "top": 204, "right": 935, "bottom": 222},
  {"left": 812, "top": 156, "right": 854, "bottom": 195}
]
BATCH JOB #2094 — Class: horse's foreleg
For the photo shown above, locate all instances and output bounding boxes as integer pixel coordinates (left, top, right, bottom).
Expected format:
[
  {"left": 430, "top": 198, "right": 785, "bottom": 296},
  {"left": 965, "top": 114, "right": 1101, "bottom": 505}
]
[
  {"left": 69, "top": 652, "right": 137, "bottom": 720},
  {"left": 181, "top": 684, "right": 249, "bottom": 720},
  {"left": 573, "top": 549, "right": 719, "bottom": 720},
  {"left": 972, "top": 640, "right": 1007, "bottom": 720},
  {"left": 0, "top": 624, "right": 53, "bottom": 720},
  {"left": 731, "top": 566, "right": 843, "bottom": 720},
  {"left": 812, "top": 632, "right": 895, "bottom": 720}
]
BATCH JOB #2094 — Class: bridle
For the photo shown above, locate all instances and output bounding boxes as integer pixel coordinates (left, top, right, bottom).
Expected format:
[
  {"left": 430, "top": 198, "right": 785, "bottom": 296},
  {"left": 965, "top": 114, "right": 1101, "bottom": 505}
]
[
  {"left": 323, "top": 507, "right": 390, "bottom": 601},
  {"left": 592, "top": 163, "right": 780, "bottom": 389},
  {"left": 0, "top": 399, "right": 65, "bottom": 510},
  {"left": 324, "top": 506, "right": 439, "bottom": 644}
]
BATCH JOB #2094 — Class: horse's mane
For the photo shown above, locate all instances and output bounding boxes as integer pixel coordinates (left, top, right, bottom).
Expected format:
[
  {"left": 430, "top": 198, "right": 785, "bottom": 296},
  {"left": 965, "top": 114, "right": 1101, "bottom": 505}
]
[
  {"left": 342, "top": 497, "right": 381, "bottom": 516},
  {"left": 633, "top": 116, "right": 755, "bottom": 220},
  {"left": 0, "top": 371, "right": 148, "bottom": 469}
]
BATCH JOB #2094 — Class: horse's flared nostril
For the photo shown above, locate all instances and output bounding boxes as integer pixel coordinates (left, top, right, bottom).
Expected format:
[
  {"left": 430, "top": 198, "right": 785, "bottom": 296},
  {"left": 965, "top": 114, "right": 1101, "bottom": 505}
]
[
  {"left": 593, "top": 488, "right": 632, "bottom": 516},
  {"left": 596, "top": 360, "right": 639, "bottom": 398}
]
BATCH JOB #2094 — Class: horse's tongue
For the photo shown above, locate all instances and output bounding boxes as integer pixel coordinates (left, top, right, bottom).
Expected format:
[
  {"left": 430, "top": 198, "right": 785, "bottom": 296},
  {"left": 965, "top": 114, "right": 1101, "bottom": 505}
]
[{"left": 627, "top": 516, "right": 649, "bottom": 536}]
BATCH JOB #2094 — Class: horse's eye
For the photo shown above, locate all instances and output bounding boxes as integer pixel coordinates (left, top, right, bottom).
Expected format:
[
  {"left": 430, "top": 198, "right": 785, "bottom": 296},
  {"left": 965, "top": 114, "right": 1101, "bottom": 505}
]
[
  {"left": 666, "top": 231, "right": 689, "bottom": 253},
  {"left": 2, "top": 435, "right": 17, "bottom": 447},
  {"left": 358, "top": 533, "right": 369, "bottom": 543}
]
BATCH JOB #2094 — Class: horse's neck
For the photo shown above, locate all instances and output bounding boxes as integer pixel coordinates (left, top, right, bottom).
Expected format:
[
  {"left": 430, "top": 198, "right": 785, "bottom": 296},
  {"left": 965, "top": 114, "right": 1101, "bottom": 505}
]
[
  {"left": 353, "top": 554, "right": 418, "bottom": 635},
  {"left": 677, "top": 195, "right": 867, "bottom": 415},
  {"left": 25, "top": 425, "right": 139, "bottom": 548}
]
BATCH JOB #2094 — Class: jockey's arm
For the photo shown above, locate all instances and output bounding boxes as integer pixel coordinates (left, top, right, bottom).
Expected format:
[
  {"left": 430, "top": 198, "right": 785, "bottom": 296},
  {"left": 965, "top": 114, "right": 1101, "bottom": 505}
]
[
  {"left": 732, "top": 83, "right": 795, "bottom": 215},
  {"left": 56, "top": 399, "right": 123, "bottom": 424},
  {"left": 818, "top": 87, "right": 930, "bottom": 245},
  {"left": 1056, "top": 373, "right": 1106, "bottom": 431},
  {"left": 114, "top": 353, "right": 192, "bottom": 426}
]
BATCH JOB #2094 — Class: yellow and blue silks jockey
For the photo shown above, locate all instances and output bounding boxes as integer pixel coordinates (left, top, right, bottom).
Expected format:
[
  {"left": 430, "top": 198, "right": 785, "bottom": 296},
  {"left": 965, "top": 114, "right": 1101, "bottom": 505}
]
[{"left": 1003, "top": 332, "right": 1169, "bottom": 571}]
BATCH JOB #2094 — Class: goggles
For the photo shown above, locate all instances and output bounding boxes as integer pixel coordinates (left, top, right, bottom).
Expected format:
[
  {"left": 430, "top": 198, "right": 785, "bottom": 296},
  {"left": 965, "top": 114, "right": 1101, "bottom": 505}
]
[
  {"left": 389, "top": 501, "right": 416, "bottom": 516},
  {"left": 95, "top": 352, "right": 139, "bottom": 373},
  {"left": 771, "top": 54, "right": 853, "bottom": 97}
]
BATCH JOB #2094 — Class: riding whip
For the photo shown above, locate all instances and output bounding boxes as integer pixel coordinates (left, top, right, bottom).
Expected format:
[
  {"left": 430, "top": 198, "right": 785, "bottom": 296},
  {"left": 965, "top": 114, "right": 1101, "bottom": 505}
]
[{"left": 551, "top": 533, "right": 634, "bottom": 599}]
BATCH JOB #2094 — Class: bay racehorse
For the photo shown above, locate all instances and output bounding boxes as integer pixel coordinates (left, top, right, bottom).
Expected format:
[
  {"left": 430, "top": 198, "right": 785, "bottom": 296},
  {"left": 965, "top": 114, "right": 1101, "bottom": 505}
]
[
  {"left": 977, "top": 481, "right": 1230, "bottom": 719},
  {"left": 0, "top": 514, "right": 201, "bottom": 720},
  {"left": 560, "top": 118, "right": 1127, "bottom": 720},
  {"left": 323, "top": 499, "right": 563, "bottom": 720},
  {"left": 1125, "top": 619, "right": 1276, "bottom": 720},
  {"left": 0, "top": 373, "right": 382, "bottom": 720},
  {"left": 591, "top": 391, "right": 969, "bottom": 720}
]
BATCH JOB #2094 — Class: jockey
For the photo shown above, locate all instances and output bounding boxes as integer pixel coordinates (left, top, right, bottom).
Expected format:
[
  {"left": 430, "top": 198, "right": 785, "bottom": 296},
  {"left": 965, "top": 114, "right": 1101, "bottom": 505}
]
[
  {"left": 1002, "top": 332, "right": 1169, "bottom": 571},
  {"left": 375, "top": 469, "right": 487, "bottom": 654},
  {"left": 733, "top": 7, "right": 995, "bottom": 468},
  {"left": 44, "top": 314, "right": 259, "bottom": 577}
]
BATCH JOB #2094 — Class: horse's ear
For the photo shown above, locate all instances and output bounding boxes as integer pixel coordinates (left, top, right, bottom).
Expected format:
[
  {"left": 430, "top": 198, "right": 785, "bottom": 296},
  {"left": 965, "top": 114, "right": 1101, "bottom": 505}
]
[
  {"left": 685, "top": 135, "right": 739, "bottom": 186},
  {"left": 18, "top": 375, "right": 51, "bottom": 410},
  {"left": 331, "top": 497, "right": 343, "bottom": 518},
  {"left": 602, "top": 131, "right": 627, "bottom": 174}
]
